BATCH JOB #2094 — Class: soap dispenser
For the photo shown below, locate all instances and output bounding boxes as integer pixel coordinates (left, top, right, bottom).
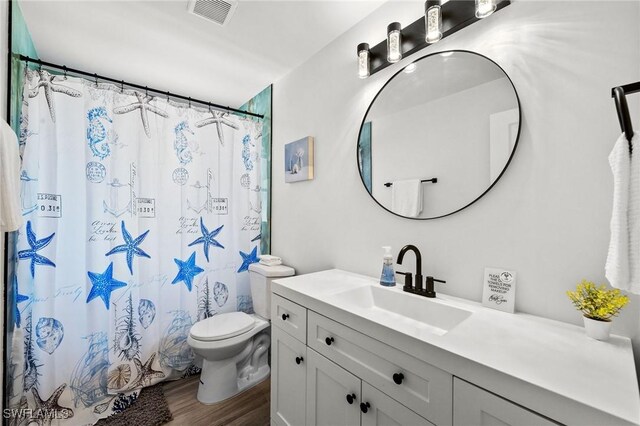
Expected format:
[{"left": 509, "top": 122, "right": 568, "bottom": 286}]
[{"left": 380, "top": 246, "right": 396, "bottom": 287}]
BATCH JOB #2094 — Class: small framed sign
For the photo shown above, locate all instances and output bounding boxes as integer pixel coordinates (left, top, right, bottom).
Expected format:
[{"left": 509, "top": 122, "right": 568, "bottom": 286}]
[{"left": 482, "top": 267, "right": 517, "bottom": 313}]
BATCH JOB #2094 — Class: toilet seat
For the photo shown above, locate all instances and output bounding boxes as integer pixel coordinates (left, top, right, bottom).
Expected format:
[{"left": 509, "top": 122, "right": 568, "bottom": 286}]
[{"left": 190, "top": 312, "right": 256, "bottom": 341}]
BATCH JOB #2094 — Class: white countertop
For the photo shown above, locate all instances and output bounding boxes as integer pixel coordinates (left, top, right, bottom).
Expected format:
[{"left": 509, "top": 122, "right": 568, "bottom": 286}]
[{"left": 272, "top": 269, "right": 640, "bottom": 426}]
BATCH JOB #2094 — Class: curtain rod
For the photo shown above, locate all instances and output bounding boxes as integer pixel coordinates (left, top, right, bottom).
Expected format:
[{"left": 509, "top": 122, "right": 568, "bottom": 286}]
[{"left": 17, "top": 54, "right": 264, "bottom": 119}]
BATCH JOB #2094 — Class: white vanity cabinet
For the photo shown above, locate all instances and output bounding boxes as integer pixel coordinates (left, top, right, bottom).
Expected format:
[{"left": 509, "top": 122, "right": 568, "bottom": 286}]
[
  {"left": 305, "top": 349, "right": 434, "bottom": 426},
  {"left": 271, "top": 270, "right": 640, "bottom": 426},
  {"left": 361, "top": 382, "right": 433, "bottom": 426},
  {"left": 307, "top": 311, "right": 451, "bottom": 425},
  {"left": 272, "top": 294, "right": 442, "bottom": 426},
  {"left": 305, "top": 349, "right": 361, "bottom": 426},
  {"left": 271, "top": 326, "right": 307, "bottom": 426},
  {"left": 453, "top": 378, "right": 557, "bottom": 426}
]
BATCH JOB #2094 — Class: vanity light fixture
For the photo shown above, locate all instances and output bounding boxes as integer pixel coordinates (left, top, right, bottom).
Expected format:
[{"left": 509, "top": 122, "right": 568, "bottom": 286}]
[
  {"left": 387, "top": 22, "right": 403, "bottom": 63},
  {"left": 404, "top": 63, "right": 417, "bottom": 74},
  {"left": 425, "top": 0, "right": 443, "bottom": 44},
  {"left": 357, "top": 0, "right": 510, "bottom": 77},
  {"left": 475, "top": 0, "right": 497, "bottom": 18},
  {"left": 357, "top": 43, "right": 371, "bottom": 79}
]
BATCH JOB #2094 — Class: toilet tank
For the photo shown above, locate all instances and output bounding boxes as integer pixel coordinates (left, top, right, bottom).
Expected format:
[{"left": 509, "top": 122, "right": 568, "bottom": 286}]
[{"left": 248, "top": 263, "right": 295, "bottom": 319}]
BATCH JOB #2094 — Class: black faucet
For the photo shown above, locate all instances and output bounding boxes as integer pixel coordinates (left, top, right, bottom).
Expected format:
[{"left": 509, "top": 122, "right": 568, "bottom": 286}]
[
  {"left": 396, "top": 245, "right": 446, "bottom": 298},
  {"left": 397, "top": 245, "right": 423, "bottom": 292},
  {"left": 424, "top": 276, "right": 446, "bottom": 298}
]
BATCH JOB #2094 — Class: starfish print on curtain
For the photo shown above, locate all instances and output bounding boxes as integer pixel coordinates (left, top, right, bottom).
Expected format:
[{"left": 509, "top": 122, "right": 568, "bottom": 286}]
[
  {"left": 18, "top": 221, "right": 56, "bottom": 278},
  {"left": 113, "top": 92, "right": 169, "bottom": 138},
  {"left": 237, "top": 246, "right": 259, "bottom": 273},
  {"left": 188, "top": 218, "right": 224, "bottom": 262},
  {"left": 105, "top": 221, "right": 151, "bottom": 274},
  {"left": 13, "top": 276, "right": 29, "bottom": 328},
  {"left": 31, "top": 383, "right": 74, "bottom": 425},
  {"left": 126, "top": 353, "right": 165, "bottom": 390},
  {"left": 195, "top": 110, "right": 239, "bottom": 146},
  {"left": 28, "top": 70, "right": 82, "bottom": 123},
  {"left": 172, "top": 252, "right": 204, "bottom": 291},
  {"left": 86, "top": 263, "right": 128, "bottom": 309}
]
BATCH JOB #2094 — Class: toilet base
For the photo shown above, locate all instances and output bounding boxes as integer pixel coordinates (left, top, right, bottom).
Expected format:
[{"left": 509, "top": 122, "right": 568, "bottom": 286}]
[
  {"left": 196, "top": 331, "right": 271, "bottom": 405},
  {"left": 196, "top": 359, "right": 270, "bottom": 405}
]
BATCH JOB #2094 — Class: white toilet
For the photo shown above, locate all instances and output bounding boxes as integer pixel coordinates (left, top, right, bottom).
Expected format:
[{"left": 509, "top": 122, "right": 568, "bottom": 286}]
[{"left": 187, "top": 263, "right": 295, "bottom": 404}]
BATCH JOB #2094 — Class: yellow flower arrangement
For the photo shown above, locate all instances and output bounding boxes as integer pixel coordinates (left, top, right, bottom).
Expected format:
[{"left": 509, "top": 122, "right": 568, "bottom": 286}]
[{"left": 566, "top": 280, "right": 629, "bottom": 322}]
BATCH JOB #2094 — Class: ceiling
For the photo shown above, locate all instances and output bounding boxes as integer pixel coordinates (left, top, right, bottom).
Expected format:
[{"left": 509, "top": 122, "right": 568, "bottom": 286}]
[{"left": 19, "top": 0, "right": 384, "bottom": 107}]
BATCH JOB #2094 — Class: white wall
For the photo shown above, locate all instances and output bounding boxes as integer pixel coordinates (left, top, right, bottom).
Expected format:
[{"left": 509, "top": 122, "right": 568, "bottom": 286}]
[{"left": 272, "top": 0, "right": 640, "bottom": 373}]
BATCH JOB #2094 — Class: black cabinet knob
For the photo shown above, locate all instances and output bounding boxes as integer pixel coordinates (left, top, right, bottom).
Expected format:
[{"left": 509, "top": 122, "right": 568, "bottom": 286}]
[
  {"left": 360, "top": 402, "right": 371, "bottom": 413},
  {"left": 295, "top": 356, "right": 304, "bottom": 365},
  {"left": 393, "top": 372, "right": 404, "bottom": 385},
  {"left": 346, "top": 393, "right": 356, "bottom": 404},
  {"left": 282, "top": 313, "right": 290, "bottom": 321},
  {"left": 325, "top": 337, "right": 335, "bottom": 346}
]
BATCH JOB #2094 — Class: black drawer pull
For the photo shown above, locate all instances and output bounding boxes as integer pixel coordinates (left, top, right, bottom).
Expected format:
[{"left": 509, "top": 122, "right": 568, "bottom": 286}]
[
  {"left": 393, "top": 372, "right": 404, "bottom": 385},
  {"left": 360, "top": 402, "right": 370, "bottom": 413},
  {"left": 295, "top": 356, "right": 304, "bottom": 365},
  {"left": 282, "top": 313, "right": 290, "bottom": 321},
  {"left": 346, "top": 393, "right": 356, "bottom": 404},
  {"left": 325, "top": 337, "right": 335, "bottom": 346}
]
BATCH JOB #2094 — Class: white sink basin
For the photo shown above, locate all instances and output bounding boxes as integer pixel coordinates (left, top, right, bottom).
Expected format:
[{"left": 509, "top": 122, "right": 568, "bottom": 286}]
[{"left": 331, "top": 285, "right": 472, "bottom": 336}]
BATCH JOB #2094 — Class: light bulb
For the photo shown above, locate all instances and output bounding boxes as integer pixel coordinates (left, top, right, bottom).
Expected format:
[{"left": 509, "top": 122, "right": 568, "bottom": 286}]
[
  {"left": 475, "top": 0, "right": 496, "bottom": 18},
  {"left": 387, "top": 22, "right": 402, "bottom": 63},
  {"left": 357, "top": 43, "right": 370, "bottom": 79},
  {"left": 425, "top": 1, "right": 442, "bottom": 44}
]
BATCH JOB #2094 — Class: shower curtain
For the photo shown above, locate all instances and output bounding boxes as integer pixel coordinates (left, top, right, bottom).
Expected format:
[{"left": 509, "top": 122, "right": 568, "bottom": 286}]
[{"left": 8, "top": 68, "right": 263, "bottom": 424}]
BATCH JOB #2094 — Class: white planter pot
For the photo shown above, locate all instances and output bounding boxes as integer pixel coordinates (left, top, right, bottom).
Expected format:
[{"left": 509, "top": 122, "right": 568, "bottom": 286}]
[{"left": 583, "top": 316, "right": 612, "bottom": 341}]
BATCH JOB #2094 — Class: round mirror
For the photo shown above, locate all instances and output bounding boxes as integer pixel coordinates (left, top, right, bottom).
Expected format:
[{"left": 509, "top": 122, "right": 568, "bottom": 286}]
[{"left": 357, "top": 50, "right": 520, "bottom": 219}]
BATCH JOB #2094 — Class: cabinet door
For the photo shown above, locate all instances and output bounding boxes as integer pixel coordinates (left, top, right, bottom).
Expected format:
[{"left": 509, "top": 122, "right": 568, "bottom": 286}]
[
  {"left": 271, "top": 326, "right": 307, "bottom": 426},
  {"left": 360, "top": 382, "right": 433, "bottom": 426},
  {"left": 453, "top": 378, "right": 557, "bottom": 426},
  {"left": 306, "top": 349, "right": 361, "bottom": 426}
]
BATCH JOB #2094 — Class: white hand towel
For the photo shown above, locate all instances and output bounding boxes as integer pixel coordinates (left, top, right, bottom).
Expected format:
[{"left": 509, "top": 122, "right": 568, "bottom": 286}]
[
  {"left": 259, "top": 254, "right": 282, "bottom": 266},
  {"left": 606, "top": 133, "right": 631, "bottom": 290},
  {"left": 0, "top": 120, "right": 23, "bottom": 232},
  {"left": 259, "top": 255, "right": 281, "bottom": 262},
  {"left": 627, "top": 133, "right": 640, "bottom": 294},
  {"left": 391, "top": 179, "right": 423, "bottom": 218}
]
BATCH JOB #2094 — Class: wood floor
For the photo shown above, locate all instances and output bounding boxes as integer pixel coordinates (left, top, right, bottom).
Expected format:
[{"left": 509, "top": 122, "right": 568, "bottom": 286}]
[{"left": 163, "top": 376, "right": 271, "bottom": 426}]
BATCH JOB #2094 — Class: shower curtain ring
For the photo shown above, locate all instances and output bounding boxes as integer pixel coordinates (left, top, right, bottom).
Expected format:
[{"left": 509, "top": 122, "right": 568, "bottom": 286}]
[
  {"left": 63, "top": 66, "right": 68, "bottom": 79},
  {"left": 94, "top": 73, "right": 98, "bottom": 87},
  {"left": 188, "top": 97, "right": 192, "bottom": 108},
  {"left": 166, "top": 91, "right": 170, "bottom": 102},
  {"left": 121, "top": 80, "right": 125, "bottom": 93},
  {"left": 145, "top": 86, "right": 148, "bottom": 96}
]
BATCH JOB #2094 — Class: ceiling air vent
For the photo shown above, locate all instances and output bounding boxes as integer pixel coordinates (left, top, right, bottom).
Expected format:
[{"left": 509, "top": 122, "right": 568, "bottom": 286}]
[{"left": 187, "top": 0, "right": 239, "bottom": 27}]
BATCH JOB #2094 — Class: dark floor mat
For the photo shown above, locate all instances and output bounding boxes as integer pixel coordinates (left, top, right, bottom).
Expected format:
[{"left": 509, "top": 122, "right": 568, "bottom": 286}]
[{"left": 96, "top": 384, "right": 173, "bottom": 426}]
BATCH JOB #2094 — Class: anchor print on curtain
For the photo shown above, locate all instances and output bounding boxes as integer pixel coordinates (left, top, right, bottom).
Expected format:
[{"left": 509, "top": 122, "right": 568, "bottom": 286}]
[{"left": 9, "top": 68, "right": 263, "bottom": 425}]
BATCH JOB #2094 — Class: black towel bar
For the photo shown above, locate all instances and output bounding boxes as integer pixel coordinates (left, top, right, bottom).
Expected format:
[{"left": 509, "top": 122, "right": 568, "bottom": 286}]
[
  {"left": 384, "top": 178, "right": 437, "bottom": 187},
  {"left": 612, "top": 82, "right": 640, "bottom": 154}
]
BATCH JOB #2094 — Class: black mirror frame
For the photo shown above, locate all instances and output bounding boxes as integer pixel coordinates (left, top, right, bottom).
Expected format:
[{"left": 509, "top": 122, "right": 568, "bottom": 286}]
[{"left": 357, "top": 49, "right": 522, "bottom": 220}]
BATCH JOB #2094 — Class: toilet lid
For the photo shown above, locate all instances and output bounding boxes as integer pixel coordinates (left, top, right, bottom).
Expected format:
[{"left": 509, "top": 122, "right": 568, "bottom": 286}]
[{"left": 190, "top": 312, "right": 256, "bottom": 341}]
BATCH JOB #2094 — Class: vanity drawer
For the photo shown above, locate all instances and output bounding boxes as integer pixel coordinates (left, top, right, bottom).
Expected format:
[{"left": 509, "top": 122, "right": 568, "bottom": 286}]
[
  {"left": 453, "top": 378, "right": 558, "bottom": 426},
  {"left": 308, "top": 311, "right": 452, "bottom": 426},
  {"left": 272, "top": 294, "right": 307, "bottom": 343}
]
